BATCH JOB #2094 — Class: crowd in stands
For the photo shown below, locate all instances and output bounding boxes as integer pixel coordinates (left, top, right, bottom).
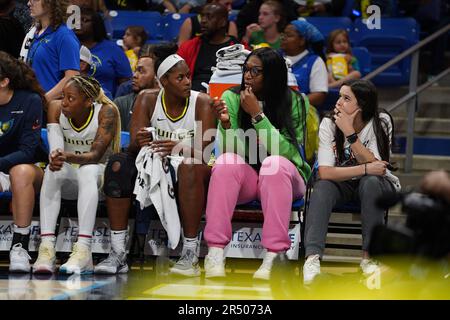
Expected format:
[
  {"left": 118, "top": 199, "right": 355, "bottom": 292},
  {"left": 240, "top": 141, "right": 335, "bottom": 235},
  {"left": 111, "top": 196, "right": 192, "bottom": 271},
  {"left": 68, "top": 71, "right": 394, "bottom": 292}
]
[{"left": 0, "top": 0, "right": 449, "bottom": 283}]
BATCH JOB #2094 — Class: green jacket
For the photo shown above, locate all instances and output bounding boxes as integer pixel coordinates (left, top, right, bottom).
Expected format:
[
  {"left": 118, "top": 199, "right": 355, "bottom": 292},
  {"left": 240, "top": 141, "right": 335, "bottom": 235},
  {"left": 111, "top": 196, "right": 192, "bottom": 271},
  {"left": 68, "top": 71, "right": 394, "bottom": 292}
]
[{"left": 218, "top": 88, "right": 311, "bottom": 183}]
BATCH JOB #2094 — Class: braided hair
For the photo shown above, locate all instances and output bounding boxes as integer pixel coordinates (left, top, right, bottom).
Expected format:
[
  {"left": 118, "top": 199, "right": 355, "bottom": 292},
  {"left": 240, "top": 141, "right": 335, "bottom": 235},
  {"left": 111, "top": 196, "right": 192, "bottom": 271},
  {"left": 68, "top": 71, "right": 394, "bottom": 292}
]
[{"left": 67, "top": 75, "right": 121, "bottom": 153}]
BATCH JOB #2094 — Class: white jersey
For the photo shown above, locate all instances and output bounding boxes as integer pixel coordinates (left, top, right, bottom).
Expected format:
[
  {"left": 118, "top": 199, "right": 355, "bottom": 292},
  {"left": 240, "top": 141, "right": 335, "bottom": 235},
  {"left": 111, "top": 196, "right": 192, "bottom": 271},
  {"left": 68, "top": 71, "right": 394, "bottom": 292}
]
[
  {"left": 59, "top": 102, "right": 111, "bottom": 163},
  {"left": 150, "top": 89, "right": 199, "bottom": 150}
]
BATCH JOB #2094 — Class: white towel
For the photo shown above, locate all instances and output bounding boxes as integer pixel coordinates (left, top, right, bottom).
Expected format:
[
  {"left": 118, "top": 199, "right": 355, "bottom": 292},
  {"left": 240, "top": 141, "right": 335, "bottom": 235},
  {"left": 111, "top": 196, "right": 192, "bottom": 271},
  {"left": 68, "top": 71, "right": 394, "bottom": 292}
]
[
  {"left": 133, "top": 146, "right": 183, "bottom": 249},
  {"left": 216, "top": 44, "right": 250, "bottom": 59}
]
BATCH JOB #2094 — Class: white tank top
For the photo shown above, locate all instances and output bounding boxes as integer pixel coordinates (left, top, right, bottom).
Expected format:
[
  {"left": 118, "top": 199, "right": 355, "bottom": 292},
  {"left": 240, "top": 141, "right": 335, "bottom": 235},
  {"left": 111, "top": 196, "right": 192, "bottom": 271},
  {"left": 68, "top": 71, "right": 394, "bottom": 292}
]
[
  {"left": 59, "top": 102, "right": 111, "bottom": 163},
  {"left": 150, "top": 89, "right": 199, "bottom": 149}
]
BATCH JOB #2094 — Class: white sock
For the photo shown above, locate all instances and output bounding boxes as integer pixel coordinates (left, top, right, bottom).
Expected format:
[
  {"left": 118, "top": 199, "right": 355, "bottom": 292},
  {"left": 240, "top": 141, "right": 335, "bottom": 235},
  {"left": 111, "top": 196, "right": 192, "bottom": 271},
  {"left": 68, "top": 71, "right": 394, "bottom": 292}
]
[
  {"left": 182, "top": 236, "right": 199, "bottom": 256},
  {"left": 13, "top": 224, "right": 31, "bottom": 235},
  {"left": 110, "top": 229, "right": 127, "bottom": 254},
  {"left": 76, "top": 236, "right": 92, "bottom": 249},
  {"left": 41, "top": 235, "right": 56, "bottom": 246}
]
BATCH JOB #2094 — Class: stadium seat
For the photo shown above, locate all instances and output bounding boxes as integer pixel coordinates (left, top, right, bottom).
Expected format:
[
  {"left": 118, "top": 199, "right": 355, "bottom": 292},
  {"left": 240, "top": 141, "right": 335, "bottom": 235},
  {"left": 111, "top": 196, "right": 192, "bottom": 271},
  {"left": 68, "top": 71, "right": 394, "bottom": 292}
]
[
  {"left": 161, "top": 13, "right": 196, "bottom": 42},
  {"left": 120, "top": 131, "right": 130, "bottom": 150},
  {"left": 110, "top": 10, "right": 163, "bottom": 40},
  {"left": 304, "top": 17, "right": 352, "bottom": 39},
  {"left": 350, "top": 18, "right": 420, "bottom": 86},
  {"left": 352, "top": 46, "right": 372, "bottom": 76}
]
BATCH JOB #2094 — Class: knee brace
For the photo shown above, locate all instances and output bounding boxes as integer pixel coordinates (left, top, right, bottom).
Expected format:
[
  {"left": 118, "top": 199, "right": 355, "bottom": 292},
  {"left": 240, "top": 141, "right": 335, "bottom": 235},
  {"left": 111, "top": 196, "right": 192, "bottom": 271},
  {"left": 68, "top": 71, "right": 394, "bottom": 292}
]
[{"left": 104, "top": 152, "right": 137, "bottom": 198}]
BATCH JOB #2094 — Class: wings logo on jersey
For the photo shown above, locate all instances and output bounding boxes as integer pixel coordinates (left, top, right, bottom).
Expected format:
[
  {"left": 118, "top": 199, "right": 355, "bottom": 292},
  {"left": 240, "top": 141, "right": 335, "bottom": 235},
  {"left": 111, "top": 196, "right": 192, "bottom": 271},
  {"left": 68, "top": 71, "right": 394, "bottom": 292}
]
[
  {"left": 0, "top": 119, "right": 14, "bottom": 137},
  {"left": 155, "top": 127, "right": 194, "bottom": 141}
]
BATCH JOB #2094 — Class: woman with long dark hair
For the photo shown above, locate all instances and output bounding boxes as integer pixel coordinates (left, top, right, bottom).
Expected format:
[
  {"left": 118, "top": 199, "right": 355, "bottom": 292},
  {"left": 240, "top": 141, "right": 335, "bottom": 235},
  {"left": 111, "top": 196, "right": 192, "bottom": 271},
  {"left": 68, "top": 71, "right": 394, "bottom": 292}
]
[
  {"left": 204, "top": 47, "right": 311, "bottom": 280},
  {"left": 303, "top": 79, "right": 401, "bottom": 284},
  {"left": 0, "top": 51, "right": 47, "bottom": 272}
]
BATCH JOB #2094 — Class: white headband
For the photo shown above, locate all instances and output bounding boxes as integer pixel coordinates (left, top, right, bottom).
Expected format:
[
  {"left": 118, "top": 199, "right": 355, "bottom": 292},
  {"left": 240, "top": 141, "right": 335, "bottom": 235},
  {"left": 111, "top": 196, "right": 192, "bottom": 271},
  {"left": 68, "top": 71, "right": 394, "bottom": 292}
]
[{"left": 156, "top": 54, "right": 185, "bottom": 80}]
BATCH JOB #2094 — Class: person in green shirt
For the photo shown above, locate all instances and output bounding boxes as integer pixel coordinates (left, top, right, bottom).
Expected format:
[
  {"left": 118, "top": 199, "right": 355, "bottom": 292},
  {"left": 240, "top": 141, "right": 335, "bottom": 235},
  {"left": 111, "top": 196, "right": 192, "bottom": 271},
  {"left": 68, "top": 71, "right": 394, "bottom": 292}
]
[
  {"left": 203, "top": 47, "right": 311, "bottom": 280},
  {"left": 243, "top": 0, "right": 286, "bottom": 49}
]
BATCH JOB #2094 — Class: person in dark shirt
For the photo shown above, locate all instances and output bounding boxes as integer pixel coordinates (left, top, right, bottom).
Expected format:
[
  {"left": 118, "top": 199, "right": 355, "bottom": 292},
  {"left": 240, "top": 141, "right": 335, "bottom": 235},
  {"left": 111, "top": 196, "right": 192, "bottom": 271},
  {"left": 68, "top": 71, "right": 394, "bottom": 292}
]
[
  {"left": 178, "top": 3, "right": 239, "bottom": 92},
  {"left": 0, "top": 51, "right": 47, "bottom": 273},
  {"left": 0, "top": 0, "right": 25, "bottom": 57}
]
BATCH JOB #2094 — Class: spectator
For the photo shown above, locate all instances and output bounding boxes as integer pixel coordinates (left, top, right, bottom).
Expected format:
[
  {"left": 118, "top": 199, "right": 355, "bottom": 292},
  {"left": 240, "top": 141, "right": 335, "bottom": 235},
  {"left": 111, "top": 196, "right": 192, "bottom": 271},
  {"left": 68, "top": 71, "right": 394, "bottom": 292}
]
[
  {"left": 157, "top": 0, "right": 206, "bottom": 13},
  {"left": 0, "top": 52, "right": 47, "bottom": 273},
  {"left": 9, "top": 0, "right": 32, "bottom": 31},
  {"left": 24, "top": 0, "right": 80, "bottom": 102},
  {"left": 94, "top": 44, "right": 216, "bottom": 276},
  {"left": 178, "top": 3, "right": 239, "bottom": 92},
  {"left": 71, "top": 0, "right": 109, "bottom": 17},
  {"left": 242, "top": 0, "right": 285, "bottom": 49},
  {"left": 178, "top": 0, "right": 238, "bottom": 45},
  {"left": 33, "top": 75, "right": 121, "bottom": 274},
  {"left": 280, "top": 19, "right": 328, "bottom": 106},
  {"left": 297, "top": 0, "right": 346, "bottom": 17},
  {"left": 104, "top": 0, "right": 149, "bottom": 10},
  {"left": 302, "top": 79, "right": 401, "bottom": 284},
  {"left": 326, "top": 29, "right": 361, "bottom": 88},
  {"left": 204, "top": 47, "right": 311, "bottom": 280},
  {"left": 79, "top": 45, "right": 93, "bottom": 76},
  {"left": 114, "top": 54, "right": 158, "bottom": 131},
  {"left": 75, "top": 7, "right": 132, "bottom": 98},
  {"left": 236, "top": 0, "right": 299, "bottom": 41},
  {"left": 122, "top": 26, "right": 148, "bottom": 72},
  {"left": 0, "top": 0, "right": 25, "bottom": 58}
]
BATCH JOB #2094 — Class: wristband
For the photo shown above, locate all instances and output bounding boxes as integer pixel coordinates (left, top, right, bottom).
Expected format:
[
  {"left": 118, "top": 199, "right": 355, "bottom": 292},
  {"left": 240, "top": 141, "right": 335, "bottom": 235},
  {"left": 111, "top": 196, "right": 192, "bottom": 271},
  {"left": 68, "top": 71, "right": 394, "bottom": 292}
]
[{"left": 364, "top": 163, "right": 367, "bottom": 176}]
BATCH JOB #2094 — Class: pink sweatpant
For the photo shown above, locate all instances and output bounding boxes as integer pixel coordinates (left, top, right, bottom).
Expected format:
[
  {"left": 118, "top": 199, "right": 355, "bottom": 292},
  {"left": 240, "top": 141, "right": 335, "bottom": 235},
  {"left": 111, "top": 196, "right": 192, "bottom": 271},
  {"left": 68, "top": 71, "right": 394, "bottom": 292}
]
[{"left": 204, "top": 153, "right": 306, "bottom": 252}]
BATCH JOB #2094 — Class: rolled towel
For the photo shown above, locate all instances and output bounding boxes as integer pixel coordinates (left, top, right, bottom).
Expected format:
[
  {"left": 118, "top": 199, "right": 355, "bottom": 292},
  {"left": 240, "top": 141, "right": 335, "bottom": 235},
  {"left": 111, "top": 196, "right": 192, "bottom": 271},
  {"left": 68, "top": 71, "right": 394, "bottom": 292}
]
[
  {"left": 216, "top": 59, "right": 246, "bottom": 68},
  {"left": 216, "top": 44, "right": 250, "bottom": 59}
]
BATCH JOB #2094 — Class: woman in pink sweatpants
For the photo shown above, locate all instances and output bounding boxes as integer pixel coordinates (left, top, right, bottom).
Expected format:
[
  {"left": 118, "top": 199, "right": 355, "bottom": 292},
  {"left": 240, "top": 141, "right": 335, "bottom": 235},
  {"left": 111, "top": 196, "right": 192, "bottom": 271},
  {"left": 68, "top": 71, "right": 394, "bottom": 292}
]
[{"left": 204, "top": 48, "right": 311, "bottom": 280}]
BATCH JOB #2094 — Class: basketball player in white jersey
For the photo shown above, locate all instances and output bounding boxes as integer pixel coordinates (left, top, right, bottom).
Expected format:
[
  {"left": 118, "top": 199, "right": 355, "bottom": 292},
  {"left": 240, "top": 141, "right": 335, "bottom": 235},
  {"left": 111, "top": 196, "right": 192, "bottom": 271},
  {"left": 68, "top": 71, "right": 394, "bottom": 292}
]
[
  {"left": 33, "top": 75, "right": 121, "bottom": 274},
  {"left": 95, "top": 45, "right": 216, "bottom": 276}
]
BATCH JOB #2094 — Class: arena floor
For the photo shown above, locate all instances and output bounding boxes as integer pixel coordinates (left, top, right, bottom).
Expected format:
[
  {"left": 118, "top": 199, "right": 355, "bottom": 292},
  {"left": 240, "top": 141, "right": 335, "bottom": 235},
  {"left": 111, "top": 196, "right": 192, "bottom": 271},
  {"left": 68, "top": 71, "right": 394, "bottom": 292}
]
[{"left": 0, "top": 256, "right": 448, "bottom": 300}]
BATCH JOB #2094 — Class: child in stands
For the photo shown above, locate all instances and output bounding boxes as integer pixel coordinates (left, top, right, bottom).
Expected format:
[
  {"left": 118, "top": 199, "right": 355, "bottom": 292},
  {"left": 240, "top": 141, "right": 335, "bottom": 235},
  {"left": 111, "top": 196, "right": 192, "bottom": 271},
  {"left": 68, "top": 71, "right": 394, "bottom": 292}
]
[{"left": 326, "top": 29, "right": 361, "bottom": 88}]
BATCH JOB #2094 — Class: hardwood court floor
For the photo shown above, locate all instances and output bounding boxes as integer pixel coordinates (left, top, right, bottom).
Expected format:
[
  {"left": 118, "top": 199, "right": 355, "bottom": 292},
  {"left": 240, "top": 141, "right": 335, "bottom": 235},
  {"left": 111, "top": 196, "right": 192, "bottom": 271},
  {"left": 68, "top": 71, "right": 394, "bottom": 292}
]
[{"left": 0, "top": 257, "right": 448, "bottom": 300}]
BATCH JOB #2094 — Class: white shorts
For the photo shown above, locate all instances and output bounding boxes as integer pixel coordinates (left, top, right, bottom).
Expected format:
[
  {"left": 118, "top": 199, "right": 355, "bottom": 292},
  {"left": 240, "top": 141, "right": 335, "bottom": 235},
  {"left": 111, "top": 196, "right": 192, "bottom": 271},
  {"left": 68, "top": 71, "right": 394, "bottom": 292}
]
[{"left": 0, "top": 172, "right": 10, "bottom": 192}]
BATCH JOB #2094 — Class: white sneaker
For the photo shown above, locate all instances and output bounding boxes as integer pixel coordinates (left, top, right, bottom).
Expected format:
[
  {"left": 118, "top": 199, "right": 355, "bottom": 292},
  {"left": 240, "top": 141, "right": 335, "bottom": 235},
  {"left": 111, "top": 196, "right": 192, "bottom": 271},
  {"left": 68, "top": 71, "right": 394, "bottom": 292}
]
[
  {"left": 9, "top": 243, "right": 31, "bottom": 273},
  {"left": 204, "top": 247, "right": 226, "bottom": 278},
  {"left": 33, "top": 241, "right": 56, "bottom": 274},
  {"left": 94, "top": 250, "right": 129, "bottom": 274},
  {"left": 303, "top": 254, "right": 321, "bottom": 284},
  {"left": 59, "top": 243, "right": 93, "bottom": 274},
  {"left": 360, "top": 258, "right": 379, "bottom": 276},
  {"left": 253, "top": 251, "right": 278, "bottom": 280}
]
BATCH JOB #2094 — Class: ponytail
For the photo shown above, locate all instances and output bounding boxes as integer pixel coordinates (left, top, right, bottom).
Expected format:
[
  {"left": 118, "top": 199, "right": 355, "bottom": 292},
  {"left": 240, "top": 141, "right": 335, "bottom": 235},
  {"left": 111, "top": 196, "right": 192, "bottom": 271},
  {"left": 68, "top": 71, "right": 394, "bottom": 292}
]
[{"left": 69, "top": 75, "right": 121, "bottom": 153}]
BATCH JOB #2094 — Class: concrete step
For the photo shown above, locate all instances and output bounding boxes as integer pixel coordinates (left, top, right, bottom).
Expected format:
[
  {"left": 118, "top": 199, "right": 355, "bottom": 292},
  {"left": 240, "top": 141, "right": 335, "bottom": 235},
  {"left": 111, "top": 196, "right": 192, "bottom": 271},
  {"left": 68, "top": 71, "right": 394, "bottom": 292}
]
[
  {"left": 379, "top": 85, "right": 450, "bottom": 119},
  {"left": 391, "top": 154, "right": 450, "bottom": 172},
  {"left": 394, "top": 117, "right": 450, "bottom": 136},
  {"left": 324, "top": 247, "right": 362, "bottom": 258}
]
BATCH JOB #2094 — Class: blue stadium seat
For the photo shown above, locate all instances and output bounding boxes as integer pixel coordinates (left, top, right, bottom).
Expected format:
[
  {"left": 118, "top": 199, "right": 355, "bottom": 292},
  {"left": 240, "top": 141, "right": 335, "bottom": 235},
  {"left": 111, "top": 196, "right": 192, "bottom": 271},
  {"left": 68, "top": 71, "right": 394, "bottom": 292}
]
[
  {"left": 352, "top": 46, "right": 371, "bottom": 76},
  {"left": 120, "top": 131, "right": 130, "bottom": 150},
  {"left": 304, "top": 17, "right": 352, "bottom": 39},
  {"left": 110, "top": 11, "right": 163, "bottom": 40},
  {"left": 161, "top": 13, "right": 196, "bottom": 42},
  {"left": 350, "top": 18, "right": 420, "bottom": 86}
]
